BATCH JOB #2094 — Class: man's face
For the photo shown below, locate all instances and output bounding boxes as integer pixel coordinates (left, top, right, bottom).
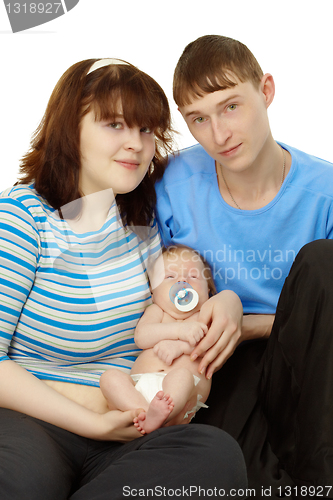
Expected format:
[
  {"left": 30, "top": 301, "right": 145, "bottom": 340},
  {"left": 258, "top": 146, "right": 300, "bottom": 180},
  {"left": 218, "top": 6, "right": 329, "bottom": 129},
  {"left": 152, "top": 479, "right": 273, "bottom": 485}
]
[{"left": 178, "top": 76, "right": 273, "bottom": 174}]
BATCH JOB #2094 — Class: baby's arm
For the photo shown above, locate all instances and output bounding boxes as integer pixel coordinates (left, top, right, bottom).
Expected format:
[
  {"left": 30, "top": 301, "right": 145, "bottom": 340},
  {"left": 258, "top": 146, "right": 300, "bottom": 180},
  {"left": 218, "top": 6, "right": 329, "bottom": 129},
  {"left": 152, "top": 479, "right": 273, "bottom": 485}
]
[
  {"left": 134, "top": 305, "right": 208, "bottom": 349},
  {"left": 153, "top": 339, "right": 193, "bottom": 365}
]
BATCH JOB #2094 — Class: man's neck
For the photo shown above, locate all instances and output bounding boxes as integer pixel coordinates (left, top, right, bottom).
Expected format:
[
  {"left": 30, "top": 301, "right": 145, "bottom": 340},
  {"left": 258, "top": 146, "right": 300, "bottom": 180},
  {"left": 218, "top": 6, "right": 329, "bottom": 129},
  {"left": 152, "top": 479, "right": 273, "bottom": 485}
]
[{"left": 217, "top": 139, "right": 291, "bottom": 210}]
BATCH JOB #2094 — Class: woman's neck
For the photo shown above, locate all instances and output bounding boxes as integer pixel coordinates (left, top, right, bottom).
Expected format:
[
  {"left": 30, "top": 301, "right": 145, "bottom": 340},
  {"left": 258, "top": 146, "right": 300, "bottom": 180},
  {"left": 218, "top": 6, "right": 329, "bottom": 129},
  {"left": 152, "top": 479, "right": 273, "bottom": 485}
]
[{"left": 65, "top": 189, "right": 116, "bottom": 234}]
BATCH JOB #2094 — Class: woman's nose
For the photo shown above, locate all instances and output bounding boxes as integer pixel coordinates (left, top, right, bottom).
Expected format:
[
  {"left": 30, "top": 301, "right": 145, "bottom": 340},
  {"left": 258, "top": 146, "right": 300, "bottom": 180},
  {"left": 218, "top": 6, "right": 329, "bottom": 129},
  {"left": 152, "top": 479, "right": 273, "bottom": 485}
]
[{"left": 124, "top": 128, "right": 143, "bottom": 152}]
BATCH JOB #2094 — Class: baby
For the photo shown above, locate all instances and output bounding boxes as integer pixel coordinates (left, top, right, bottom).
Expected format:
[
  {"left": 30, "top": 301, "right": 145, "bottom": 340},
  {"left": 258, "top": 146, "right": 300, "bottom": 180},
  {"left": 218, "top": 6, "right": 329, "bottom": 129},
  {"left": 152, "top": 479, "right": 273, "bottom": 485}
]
[{"left": 100, "top": 245, "right": 216, "bottom": 434}]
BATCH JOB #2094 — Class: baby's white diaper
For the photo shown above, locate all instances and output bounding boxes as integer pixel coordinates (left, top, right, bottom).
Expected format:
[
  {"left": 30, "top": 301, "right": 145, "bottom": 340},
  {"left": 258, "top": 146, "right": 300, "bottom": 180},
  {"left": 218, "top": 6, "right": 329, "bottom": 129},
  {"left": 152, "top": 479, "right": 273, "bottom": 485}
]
[
  {"left": 131, "top": 372, "right": 166, "bottom": 403},
  {"left": 130, "top": 372, "right": 208, "bottom": 419}
]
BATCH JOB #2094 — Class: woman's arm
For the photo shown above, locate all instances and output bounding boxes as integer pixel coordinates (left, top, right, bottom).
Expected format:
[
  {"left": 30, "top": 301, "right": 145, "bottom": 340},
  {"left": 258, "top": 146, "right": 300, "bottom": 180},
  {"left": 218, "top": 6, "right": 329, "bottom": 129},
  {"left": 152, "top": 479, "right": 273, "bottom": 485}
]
[
  {"left": 0, "top": 200, "right": 139, "bottom": 441},
  {"left": 0, "top": 359, "right": 142, "bottom": 442},
  {"left": 134, "top": 304, "right": 207, "bottom": 348}
]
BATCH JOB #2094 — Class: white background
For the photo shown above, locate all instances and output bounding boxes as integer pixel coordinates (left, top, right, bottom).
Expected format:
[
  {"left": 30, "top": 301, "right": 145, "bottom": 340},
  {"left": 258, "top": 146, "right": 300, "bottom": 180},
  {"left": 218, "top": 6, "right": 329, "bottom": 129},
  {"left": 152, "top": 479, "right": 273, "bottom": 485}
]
[{"left": 0, "top": 0, "right": 332, "bottom": 190}]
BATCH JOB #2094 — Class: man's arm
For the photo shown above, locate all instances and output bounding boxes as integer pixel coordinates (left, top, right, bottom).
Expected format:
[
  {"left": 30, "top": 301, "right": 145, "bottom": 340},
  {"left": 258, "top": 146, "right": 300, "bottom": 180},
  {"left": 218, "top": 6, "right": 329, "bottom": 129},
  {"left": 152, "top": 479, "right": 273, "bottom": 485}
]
[
  {"left": 242, "top": 314, "right": 274, "bottom": 341},
  {"left": 191, "top": 292, "right": 274, "bottom": 379}
]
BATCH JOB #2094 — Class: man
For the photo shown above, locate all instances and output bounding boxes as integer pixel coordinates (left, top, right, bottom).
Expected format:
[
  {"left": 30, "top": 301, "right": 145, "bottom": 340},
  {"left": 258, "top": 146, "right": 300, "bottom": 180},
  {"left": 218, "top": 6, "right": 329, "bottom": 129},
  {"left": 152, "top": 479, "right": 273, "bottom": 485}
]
[{"left": 155, "top": 35, "right": 333, "bottom": 495}]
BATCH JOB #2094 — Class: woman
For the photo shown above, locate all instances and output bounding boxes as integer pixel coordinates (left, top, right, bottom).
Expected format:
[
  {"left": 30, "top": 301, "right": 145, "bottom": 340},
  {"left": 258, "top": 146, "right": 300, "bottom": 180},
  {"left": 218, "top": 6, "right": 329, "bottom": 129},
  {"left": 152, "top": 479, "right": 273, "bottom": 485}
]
[{"left": 0, "top": 58, "right": 247, "bottom": 499}]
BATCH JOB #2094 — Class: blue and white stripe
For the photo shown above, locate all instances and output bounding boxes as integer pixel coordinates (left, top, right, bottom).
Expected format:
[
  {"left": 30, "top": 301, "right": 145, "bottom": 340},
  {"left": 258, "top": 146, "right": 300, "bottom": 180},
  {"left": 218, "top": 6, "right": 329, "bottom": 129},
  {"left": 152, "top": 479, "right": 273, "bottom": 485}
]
[{"left": 0, "top": 185, "right": 161, "bottom": 386}]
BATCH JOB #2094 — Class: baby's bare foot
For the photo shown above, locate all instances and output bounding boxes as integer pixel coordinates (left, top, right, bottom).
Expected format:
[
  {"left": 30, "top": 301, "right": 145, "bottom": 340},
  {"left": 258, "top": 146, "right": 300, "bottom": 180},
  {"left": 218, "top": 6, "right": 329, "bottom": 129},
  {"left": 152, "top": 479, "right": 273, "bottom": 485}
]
[{"left": 133, "top": 391, "right": 174, "bottom": 434}]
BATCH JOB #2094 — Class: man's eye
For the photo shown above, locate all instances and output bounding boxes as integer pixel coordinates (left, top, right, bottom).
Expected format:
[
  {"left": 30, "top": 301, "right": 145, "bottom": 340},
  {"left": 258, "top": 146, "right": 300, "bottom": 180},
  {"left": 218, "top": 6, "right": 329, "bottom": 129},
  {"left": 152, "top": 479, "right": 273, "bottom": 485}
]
[
  {"left": 194, "top": 117, "right": 205, "bottom": 124},
  {"left": 109, "top": 122, "right": 123, "bottom": 129},
  {"left": 228, "top": 104, "right": 237, "bottom": 111}
]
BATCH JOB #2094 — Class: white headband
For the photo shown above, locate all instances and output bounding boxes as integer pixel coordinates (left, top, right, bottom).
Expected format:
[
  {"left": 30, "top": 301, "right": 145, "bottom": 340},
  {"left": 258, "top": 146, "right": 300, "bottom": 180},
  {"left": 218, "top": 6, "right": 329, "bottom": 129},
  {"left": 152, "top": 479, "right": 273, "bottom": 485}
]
[{"left": 87, "top": 58, "right": 129, "bottom": 75}]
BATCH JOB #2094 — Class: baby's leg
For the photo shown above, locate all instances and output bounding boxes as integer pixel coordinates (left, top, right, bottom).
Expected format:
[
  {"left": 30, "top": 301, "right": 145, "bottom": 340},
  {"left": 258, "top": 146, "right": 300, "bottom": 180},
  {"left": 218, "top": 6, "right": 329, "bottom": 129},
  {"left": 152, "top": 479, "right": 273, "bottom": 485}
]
[
  {"left": 134, "top": 368, "right": 195, "bottom": 434},
  {"left": 100, "top": 369, "right": 148, "bottom": 411},
  {"left": 162, "top": 368, "right": 196, "bottom": 420}
]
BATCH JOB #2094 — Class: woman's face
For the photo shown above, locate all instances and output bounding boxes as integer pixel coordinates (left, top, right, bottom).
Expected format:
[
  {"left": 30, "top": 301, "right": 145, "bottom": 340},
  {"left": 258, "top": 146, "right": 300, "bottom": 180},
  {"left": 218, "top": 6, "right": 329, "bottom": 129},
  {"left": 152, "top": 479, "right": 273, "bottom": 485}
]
[{"left": 79, "top": 104, "right": 156, "bottom": 197}]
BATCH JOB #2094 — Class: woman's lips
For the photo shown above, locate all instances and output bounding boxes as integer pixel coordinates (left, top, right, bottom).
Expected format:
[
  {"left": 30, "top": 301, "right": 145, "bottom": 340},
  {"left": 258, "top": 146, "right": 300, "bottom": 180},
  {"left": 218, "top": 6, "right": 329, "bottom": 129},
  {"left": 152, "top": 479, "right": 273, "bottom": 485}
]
[{"left": 115, "top": 159, "right": 140, "bottom": 170}]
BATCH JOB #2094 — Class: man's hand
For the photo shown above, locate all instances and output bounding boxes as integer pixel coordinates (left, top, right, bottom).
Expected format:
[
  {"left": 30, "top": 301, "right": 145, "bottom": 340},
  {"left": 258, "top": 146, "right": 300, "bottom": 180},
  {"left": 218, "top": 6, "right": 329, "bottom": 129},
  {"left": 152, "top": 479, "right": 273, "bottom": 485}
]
[{"left": 190, "top": 290, "right": 243, "bottom": 379}]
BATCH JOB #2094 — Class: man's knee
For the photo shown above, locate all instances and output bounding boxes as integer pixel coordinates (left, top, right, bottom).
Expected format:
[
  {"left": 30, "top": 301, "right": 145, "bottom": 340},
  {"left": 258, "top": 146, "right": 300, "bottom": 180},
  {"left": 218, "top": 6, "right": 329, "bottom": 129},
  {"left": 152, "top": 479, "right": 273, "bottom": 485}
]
[{"left": 296, "top": 239, "right": 333, "bottom": 268}]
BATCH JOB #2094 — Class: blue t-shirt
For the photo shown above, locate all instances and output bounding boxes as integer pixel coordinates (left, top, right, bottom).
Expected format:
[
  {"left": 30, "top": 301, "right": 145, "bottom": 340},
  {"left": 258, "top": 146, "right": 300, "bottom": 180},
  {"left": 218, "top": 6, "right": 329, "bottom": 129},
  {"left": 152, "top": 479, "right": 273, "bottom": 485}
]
[{"left": 155, "top": 143, "right": 333, "bottom": 314}]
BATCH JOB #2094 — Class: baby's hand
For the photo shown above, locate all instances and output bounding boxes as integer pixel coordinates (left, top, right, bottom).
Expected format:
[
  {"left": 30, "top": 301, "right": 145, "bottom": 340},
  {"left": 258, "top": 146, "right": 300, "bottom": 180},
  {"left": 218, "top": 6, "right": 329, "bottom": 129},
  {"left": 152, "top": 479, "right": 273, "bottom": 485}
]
[
  {"left": 154, "top": 340, "right": 190, "bottom": 365},
  {"left": 178, "top": 322, "right": 208, "bottom": 346}
]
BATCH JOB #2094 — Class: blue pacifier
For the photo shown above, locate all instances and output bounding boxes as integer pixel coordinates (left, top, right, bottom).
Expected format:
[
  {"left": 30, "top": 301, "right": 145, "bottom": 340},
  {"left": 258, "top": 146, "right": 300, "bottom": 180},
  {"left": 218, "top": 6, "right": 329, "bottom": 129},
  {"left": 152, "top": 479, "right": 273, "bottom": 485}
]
[{"left": 169, "top": 281, "right": 199, "bottom": 312}]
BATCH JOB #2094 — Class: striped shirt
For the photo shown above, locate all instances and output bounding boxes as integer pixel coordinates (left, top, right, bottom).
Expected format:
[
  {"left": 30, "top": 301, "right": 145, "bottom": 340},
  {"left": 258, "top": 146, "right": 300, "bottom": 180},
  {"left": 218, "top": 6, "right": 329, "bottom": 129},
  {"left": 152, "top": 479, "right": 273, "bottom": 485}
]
[{"left": 0, "top": 185, "right": 161, "bottom": 386}]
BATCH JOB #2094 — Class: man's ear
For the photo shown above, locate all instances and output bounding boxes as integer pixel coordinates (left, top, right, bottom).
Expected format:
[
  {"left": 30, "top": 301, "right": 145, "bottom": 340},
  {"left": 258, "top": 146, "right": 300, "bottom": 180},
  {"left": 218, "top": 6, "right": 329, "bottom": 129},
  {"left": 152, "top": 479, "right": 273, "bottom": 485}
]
[{"left": 260, "top": 73, "right": 275, "bottom": 109}]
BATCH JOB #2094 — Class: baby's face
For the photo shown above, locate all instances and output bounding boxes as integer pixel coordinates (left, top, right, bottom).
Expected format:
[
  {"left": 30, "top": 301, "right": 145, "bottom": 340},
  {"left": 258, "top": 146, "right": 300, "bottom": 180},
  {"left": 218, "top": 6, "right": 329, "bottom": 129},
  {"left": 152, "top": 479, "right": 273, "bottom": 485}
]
[{"left": 150, "top": 250, "right": 210, "bottom": 318}]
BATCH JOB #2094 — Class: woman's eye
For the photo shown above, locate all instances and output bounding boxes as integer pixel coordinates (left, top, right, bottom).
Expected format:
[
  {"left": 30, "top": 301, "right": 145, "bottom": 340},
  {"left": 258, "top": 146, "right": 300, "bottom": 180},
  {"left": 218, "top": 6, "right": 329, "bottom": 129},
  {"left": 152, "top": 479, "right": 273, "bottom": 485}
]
[
  {"left": 140, "top": 126, "right": 153, "bottom": 134},
  {"left": 228, "top": 104, "right": 237, "bottom": 111}
]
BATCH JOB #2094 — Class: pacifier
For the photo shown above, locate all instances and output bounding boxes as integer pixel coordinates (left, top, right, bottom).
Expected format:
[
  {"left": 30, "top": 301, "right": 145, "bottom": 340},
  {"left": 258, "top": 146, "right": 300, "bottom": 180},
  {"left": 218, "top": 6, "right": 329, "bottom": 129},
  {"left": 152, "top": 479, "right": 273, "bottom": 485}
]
[{"left": 169, "top": 281, "right": 199, "bottom": 312}]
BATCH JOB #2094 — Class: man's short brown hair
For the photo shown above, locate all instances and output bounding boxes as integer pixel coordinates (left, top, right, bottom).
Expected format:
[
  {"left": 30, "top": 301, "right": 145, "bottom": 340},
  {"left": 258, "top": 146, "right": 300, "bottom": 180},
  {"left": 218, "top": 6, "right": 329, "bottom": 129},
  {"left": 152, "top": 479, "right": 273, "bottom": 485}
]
[{"left": 173, "top": 35, "right": 264, "bottom": 107}]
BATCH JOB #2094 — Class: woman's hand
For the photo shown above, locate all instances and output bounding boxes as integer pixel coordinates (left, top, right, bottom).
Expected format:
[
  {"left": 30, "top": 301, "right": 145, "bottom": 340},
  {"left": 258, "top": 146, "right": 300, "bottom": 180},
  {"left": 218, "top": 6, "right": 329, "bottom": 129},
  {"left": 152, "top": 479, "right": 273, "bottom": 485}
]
[
  {"left": 190, "top": 290, "right": 243, "bottom": 379},
  {"left": 96, "top": 408, "right": 144, "bottom": 442},
  {"left": 0, "top": 360, "right": 144, "bottom": 443}
]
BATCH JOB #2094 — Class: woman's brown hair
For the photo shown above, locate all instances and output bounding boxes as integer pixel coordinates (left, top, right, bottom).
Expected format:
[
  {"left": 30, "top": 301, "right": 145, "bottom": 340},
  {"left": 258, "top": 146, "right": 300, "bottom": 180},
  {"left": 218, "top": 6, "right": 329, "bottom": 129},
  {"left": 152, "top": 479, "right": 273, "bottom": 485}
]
[{"left": 18, "top": 59, "right": 174, "bottom": 226}]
